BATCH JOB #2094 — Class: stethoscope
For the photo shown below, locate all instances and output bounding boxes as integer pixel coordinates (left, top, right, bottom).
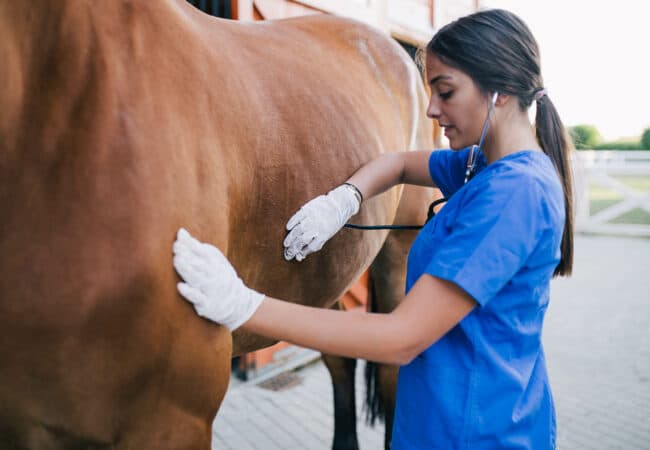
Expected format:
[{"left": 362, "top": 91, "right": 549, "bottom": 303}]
[
  {"left": 464, "top": 91, "right": 498, "bottom": 184},
  {"left": 344, "top": 92, "right": 498, "bottom": 231}
]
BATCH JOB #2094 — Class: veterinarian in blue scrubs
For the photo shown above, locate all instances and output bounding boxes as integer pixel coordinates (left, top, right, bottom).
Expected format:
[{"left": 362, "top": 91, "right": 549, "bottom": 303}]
[{"left": 172, "top": 9, "right": 574, "bottom": 449}]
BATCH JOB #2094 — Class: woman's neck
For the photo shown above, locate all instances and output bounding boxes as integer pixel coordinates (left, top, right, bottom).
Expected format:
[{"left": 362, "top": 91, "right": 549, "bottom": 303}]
[{"left": 481, "top": 105, "right": 542, "bottom": 164}]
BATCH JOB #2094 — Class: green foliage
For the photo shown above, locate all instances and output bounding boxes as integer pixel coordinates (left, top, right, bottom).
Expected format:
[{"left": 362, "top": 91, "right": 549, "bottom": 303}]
[
  {"left": 569, "top": 124, "right": 602, "bottom": 149},
  {"left": 593, "top": 141, "right": 642, "bottom": 150},
  {"left": 641, "top": 128, "right": 650, "bottom": 149},
  {"left": 570, "top": 125, "right": 650, "bottom": 151}
]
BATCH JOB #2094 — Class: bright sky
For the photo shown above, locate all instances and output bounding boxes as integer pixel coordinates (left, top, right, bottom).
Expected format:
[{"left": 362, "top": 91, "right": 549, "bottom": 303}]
[{"left": 481, "top": 0, "right": 649, "bottom": 141}]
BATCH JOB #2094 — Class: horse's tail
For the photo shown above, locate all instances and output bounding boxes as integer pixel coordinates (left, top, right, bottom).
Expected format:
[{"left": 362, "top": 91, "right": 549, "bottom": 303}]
[{"left": 364, "top": 277, "right": 386, "bottom": 427}]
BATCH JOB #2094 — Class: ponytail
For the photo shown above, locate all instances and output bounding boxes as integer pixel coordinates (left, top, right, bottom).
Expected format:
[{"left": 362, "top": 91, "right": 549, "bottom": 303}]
[{"left": 535, "top": 94, "right": 574, "bottom": 276}]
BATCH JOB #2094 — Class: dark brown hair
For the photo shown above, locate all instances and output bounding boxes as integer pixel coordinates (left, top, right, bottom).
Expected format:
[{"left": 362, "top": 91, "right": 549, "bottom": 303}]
[{"left": 427, "top": 9, "right": 573, "bottom": 276}]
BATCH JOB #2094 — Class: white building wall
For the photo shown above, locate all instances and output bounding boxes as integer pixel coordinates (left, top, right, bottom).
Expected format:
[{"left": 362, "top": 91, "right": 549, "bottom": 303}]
[{"left": 432, "top": 0, "right": 477, "bottom": 29}]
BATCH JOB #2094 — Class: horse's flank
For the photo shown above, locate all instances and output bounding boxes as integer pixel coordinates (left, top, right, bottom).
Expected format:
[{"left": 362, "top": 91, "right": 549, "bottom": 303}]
[{"left": 0, "top": 1, "right": 431, "bottom": 448}]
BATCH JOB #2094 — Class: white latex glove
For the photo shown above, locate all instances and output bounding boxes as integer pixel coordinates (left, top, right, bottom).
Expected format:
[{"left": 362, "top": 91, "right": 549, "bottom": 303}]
[
  {"left": 284, "top": 183, "right": 361, "bottom": 262},
  {"left": 173, "top": 228, "right": 265, "bottom": 331}
]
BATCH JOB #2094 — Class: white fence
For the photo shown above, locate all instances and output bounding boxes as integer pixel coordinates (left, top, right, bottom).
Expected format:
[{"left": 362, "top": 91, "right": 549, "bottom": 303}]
[{"left": 573, "top": 151, "right": 650, "bottom": 237}]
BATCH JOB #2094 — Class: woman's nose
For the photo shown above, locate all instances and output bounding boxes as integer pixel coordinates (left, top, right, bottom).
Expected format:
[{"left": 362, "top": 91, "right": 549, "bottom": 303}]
[{"left": 426, "top": 99, "right": 441, "bottom": 119}]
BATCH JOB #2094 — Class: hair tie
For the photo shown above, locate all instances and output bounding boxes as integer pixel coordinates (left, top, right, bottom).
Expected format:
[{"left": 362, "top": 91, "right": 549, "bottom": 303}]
[{"left": 534, "top": 88, "right": 548, "bottom": 102}]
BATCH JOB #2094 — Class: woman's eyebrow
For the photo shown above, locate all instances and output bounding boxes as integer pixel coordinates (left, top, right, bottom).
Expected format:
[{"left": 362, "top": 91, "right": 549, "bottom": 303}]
[{"left": 429, "top": 75, "right": 452, "bottom": 86}]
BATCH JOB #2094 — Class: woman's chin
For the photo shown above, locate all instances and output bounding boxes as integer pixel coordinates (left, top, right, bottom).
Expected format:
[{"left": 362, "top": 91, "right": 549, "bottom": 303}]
[
  {"left": 449, "top": 141, "right": 465, "bottom": 151},
  {"left": 443, "top": 134, "right": 472, "bottom": 151}
]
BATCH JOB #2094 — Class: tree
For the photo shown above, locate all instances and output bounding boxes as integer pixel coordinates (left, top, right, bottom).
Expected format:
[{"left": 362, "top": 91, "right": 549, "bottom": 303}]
[
  {"left": 569, "top": 124, "right": 602, "bottom": 149},
  {"left": 641, "top": 128, "right": 650, "bottom": 150}
]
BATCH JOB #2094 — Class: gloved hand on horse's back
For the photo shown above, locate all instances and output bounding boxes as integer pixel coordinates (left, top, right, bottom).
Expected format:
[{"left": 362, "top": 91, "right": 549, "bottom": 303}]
[
  {"left": 283, "top": 184, "right": 361, "bottom": 262},
  {"left": 173, "top": 228, "right": 265, "bottom": 330}
]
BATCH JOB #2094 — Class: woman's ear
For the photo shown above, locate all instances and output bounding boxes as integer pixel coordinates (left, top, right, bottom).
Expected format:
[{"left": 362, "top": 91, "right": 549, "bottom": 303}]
[{"left": 494, "top": 92, "right": 510, "bottom": 107}]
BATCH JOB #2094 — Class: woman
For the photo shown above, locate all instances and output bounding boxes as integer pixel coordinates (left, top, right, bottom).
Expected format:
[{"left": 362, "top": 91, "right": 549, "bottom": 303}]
[{"left": 173, "top": 9, "right": 573, "bottom": 449}]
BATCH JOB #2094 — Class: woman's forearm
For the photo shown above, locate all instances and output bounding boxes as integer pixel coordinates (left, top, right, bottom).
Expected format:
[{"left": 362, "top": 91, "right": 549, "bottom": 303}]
[
  {"left": 346, "top": 150, "right": 435, "bottom": 201},
  {"left": 345, "top": 153, "right": 406, "bottom": 202},
  {"left": 242, "top": 296, "right": 413, "bottom": 365},
  {"left": 241, "top": 275, "right": 476, "bottom": 367}
]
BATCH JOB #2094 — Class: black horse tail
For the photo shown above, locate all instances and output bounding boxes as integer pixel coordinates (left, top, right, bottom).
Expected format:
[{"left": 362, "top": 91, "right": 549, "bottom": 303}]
[{"left": 364, "top": 276, "right": 386, "bottom": 426}]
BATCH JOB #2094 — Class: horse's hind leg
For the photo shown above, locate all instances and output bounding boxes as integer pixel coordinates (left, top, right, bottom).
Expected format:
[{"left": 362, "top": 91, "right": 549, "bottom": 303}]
[{"left": 322, "top": 351, "right": 359, "bottom": 450}]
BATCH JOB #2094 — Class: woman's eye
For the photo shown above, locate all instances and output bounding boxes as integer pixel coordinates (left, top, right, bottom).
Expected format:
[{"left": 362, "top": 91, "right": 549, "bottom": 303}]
[{"left": 439, "top": 91, "right": 453, "bottom": 100}]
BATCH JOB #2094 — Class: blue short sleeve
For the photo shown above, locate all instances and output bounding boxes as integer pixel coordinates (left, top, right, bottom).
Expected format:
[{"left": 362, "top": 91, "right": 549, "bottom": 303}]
[
  {"left": 428, "top": 148, "right": 486, "bottom": 198},
  {"left": 425, "top": 174, "right": 550, "bottom": 306}
]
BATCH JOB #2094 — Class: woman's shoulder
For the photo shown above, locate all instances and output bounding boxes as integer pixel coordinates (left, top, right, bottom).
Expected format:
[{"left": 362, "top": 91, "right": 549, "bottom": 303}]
[
  {"left": 483, "top": 151, "right": 560, "bottom": 192},
  {"left": 476, "top": 151, "right": 565, "bottom": 224}
]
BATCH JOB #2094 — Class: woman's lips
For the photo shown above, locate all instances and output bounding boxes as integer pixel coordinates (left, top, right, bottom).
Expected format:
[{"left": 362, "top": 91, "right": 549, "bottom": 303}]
[{"left": 443, "top": 125, "right": 455, "bottom": 137}]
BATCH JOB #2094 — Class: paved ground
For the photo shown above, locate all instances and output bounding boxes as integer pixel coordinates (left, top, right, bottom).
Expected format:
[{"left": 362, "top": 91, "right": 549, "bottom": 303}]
[{"left": 212, "top": 235, "right": 650, "bottom": 449}]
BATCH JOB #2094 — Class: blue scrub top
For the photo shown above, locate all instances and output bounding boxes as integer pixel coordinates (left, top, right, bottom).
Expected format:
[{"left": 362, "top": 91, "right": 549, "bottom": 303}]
[{"left": 391, "top": 148, "right": 564, "bottom": 450}]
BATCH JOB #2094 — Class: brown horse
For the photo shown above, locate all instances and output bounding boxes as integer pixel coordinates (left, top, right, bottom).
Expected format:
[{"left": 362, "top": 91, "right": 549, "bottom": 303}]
[{"left": 0, "top": 1, "right": 433, "bottom": 449}]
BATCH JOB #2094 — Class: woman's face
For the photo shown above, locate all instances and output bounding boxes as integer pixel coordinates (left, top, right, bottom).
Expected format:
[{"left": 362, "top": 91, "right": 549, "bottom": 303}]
[{"left": 425, "top": 53, "right": 491, "bottom": 150}]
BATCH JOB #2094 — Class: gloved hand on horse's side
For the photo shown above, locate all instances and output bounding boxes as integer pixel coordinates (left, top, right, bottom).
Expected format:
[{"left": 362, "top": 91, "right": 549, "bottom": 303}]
[
  {"left": 173, "top": 228, "right": 265, "bottom": 331},
  {"left": 284, "top": 183, "right": 362, "bottom": 262}
]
